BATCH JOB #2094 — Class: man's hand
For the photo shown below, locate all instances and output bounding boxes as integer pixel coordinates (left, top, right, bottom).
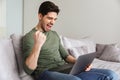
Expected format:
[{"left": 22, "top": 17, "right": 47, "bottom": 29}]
[
  {"left": 85, "top": 64, "right": 92, "bottom": 71},
  {"left": 34, "top": 31, "right": 46, "bottom": 48}
]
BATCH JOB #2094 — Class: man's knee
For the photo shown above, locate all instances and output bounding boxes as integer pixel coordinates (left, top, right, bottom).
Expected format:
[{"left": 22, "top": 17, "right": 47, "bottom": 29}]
[{"left": 104, "top": 70, "right": 119, "bottom": 80}]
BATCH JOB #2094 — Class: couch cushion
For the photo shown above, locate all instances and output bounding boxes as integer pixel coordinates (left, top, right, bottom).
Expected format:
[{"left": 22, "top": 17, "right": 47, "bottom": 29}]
[
  {"left": 62, "top": 36, "right": 96, "bottom": 53},
  {"left": 96, "top": 44, "right": 106, "bottom": 58},
  {"left": 96, "top": 43, "right": 117, "bottom": 58},
  {"left": 10, "top": 34, "right": 34, "bottom": 80},
  {"left": 68, "top": 46, "right": 88, "bottom": 59},
  {"left": 92, "top": 58, "right": 120, "bottom": 78},
  {"left": 0, "top": 38, "right": 21, "bottom": 80},
  {"left": 99, "top": 45, "right": 120, "bottom": 62}
]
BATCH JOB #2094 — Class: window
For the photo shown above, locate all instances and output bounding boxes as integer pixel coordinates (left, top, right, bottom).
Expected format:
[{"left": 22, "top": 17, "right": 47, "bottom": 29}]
[{"left": 0, "top": 0, "right": 6, "bottom": 27}]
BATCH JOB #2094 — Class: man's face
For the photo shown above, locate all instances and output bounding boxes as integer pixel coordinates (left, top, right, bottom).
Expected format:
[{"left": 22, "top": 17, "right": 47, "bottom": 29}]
[{"left": 39, "top": 12, "right": 58, "bottom": 32}]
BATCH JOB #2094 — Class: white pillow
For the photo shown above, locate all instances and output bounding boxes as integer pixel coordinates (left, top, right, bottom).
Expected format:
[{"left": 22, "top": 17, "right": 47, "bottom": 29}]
[
  {"left": 62, "top": 36, "right": 96, "bottom": 53},
  {"left": 99, "top": 45, "right": 120, "bottom": 62},
  {"left": 68, "top": 46, "right": 88, "bottom": 59},
  {"left": 0, "top": 39, "right": 21, "bottom": 80},
  {"left": 59, "top": 35, "right": 64, "bottom": 46}
]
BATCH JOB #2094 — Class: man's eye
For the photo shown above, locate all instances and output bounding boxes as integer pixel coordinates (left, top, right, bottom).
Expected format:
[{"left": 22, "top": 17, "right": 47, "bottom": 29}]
[
  {"left": 54, "top": 18, "right": 57, "bottom": 21},
  {"left": 48, "top": 17, "right": 52, "bottom": 20}
]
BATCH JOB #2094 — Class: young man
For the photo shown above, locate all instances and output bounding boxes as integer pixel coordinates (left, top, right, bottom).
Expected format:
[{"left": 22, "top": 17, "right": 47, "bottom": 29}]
[{"left": 22, "top": 1, "right": 118, "bottom": 80}]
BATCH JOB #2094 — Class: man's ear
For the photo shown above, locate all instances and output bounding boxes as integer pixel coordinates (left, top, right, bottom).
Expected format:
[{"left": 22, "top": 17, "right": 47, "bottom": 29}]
[{"left": 38, "top": 13, "right": 43, "bottom": 20}]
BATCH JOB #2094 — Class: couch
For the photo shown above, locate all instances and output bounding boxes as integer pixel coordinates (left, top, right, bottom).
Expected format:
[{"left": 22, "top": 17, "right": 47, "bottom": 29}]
[{"left": 0, "top": 34, "right": 120, "bottom": 80}]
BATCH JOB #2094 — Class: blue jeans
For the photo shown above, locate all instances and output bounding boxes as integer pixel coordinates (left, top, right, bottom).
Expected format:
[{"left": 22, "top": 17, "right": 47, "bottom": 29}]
[
  {"left": 37, "top": 69, "right": 119, "bottom": 80},
  {"left": 76, "top": 68, "right": 119, "bottom": 80}
]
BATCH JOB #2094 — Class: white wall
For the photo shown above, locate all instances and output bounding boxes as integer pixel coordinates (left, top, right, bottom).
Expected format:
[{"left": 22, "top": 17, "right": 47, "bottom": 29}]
[
  {"left": 24, "top": 0, "right": 120, "bottom": 44},
  {"left": 0, "top": 0, "right": 6, "bottom": 27},
  {"left": 0, "top": 0, "right": 6, "bottom": 38},
  {"left": 0, "top": 0, "right": 23, "bottom": 38},
  {"left": 6, "top": 0, "right": 23, "bottom": 37}
]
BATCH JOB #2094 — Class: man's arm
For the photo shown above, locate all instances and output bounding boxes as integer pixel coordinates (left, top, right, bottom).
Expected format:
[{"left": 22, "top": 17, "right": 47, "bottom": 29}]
[
  {"left": 25, "top": 31, "right": 46, "bottom": 70},
  {"left": 66, "top": 55, "right": 76, "bottom": 64}
]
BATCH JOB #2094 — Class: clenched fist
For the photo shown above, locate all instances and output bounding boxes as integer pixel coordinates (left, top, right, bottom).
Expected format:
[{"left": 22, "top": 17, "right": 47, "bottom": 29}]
[{"left": 34, "top": 31, "right": 46, "bottom": 48}]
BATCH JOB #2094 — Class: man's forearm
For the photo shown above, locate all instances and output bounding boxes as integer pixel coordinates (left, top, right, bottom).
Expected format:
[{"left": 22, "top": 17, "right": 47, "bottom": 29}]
[
  {"left": 25, "top": 43, "right": 42, "bottom": 70},
  {"left": 66, "top": 55, "right": 76, "bottom": 64},
  {"left": 25, "top": 31, "right": 46, "bottom": 70}
]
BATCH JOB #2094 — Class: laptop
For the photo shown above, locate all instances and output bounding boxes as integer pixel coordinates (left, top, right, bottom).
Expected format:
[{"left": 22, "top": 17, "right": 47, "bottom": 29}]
[
  {"left": 49, "top": 52, "right": 96, "bottom": 75},
  {"left": 69, "top": 52, "right": 96, "bottom": 75}
]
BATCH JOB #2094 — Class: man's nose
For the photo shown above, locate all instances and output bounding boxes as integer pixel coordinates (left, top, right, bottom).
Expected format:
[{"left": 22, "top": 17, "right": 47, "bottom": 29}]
[{"left": 50, "top": 20, "right": 55, "bottom": 25}]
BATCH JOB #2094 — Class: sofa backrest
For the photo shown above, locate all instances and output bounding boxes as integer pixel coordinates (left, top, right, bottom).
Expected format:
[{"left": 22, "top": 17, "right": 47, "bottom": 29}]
[{"left": 0, "top": 38, "right": 21, "bottom": 80}]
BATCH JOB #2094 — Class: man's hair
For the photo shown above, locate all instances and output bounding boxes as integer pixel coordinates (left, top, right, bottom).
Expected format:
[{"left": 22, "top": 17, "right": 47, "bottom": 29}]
[{"left": 38, "top": 1, "right": 60, "bottom": 16}]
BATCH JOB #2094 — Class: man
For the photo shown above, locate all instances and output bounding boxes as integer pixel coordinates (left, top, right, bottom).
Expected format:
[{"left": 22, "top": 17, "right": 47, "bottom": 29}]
[{"left": 22, "top": 1, "right": 118, "bottom": 80}]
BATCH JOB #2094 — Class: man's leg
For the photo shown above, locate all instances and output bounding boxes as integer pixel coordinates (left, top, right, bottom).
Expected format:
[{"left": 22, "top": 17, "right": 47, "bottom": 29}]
[
  {"left": 37, "top": 70, "right": 82, "bottom": 80},
  {"left": 76, "top": 68, "right": 119, "bottom": 80},
  {"left": 89, "top": 68, "right": 119, "bottom": 80}
]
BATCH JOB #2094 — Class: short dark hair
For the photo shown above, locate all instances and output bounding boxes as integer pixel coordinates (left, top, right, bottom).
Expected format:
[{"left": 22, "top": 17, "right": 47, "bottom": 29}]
[{"left": 38, "top": 1, "right": 60, "bottom": 16}]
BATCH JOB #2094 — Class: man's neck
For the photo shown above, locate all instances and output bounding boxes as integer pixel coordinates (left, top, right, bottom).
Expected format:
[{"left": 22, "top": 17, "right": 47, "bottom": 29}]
[{"left": 35, "top": 24, "right": 43, "bottom": 32}]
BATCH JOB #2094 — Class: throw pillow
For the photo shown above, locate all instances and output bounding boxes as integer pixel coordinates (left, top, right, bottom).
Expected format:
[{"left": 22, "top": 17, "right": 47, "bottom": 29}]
[
  {"left": 96, "top": 43, "right": 117, "bottom": 58},
  {"left": 62, "top": 36, "right": 96, "bottom": 53},
  {"left": 0, "top": 39, "right": 21, "bottom": 80},
  {"left": 99, "top": 45, "right": 120, "bottom": 62},
  {"left": 96, "top": 44, "right": 106, "bottom": 58},
  {"left": 68, "top": 46, "right": 88, "bottom": 59},
  {"left": 10, "top": 34, "right": 34, "bottom": 80}
]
